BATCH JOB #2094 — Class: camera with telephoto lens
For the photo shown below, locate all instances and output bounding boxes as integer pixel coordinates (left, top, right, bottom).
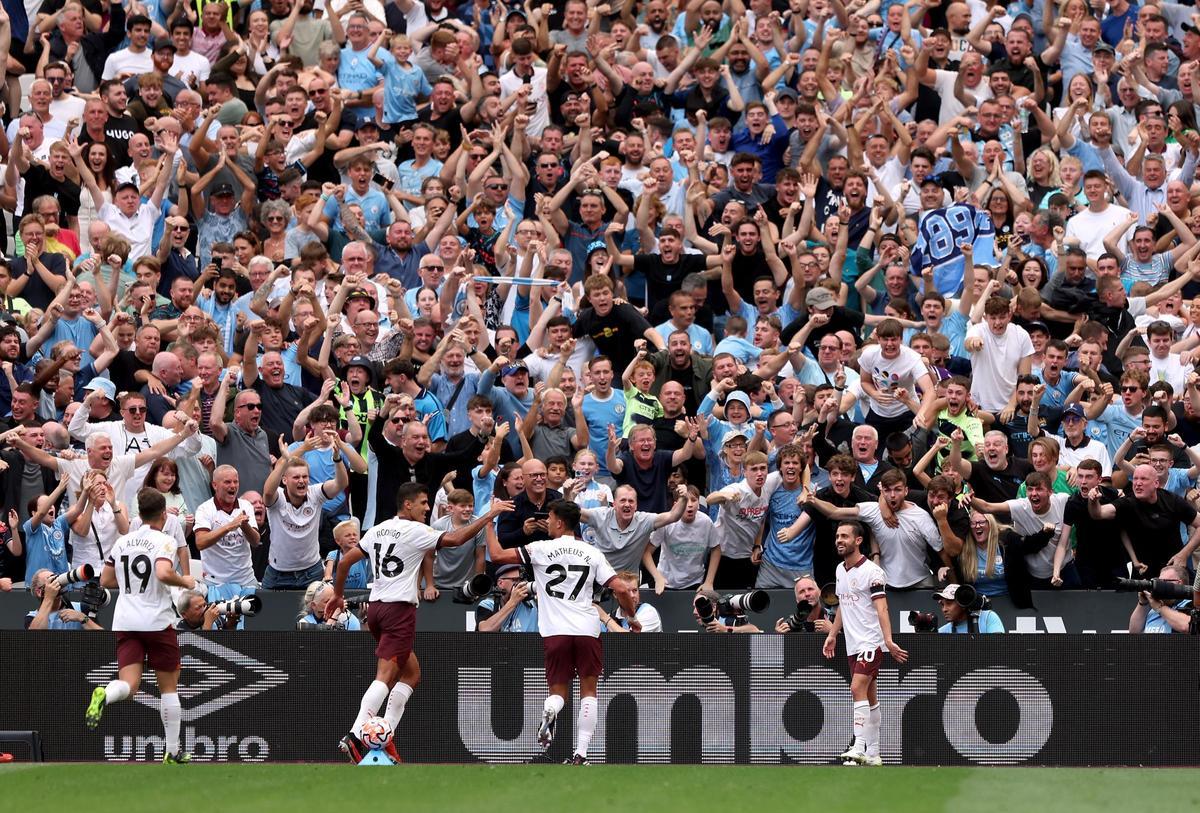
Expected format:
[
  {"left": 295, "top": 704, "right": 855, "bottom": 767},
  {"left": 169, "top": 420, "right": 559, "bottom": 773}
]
[
  {"left": 454, "top": 574, "right": 494, "bottom": 604},
  {"left": 52, "top": 564, "right": 94, "bottom": 588},
  {"left": 213, "top": 595, "right": 262, "bottom": 617},
  {"left": 79, "top": 581, "right": 110, "bottom": 620},
  {"left": 717, "top": 590, "right": 770, "bottom": 616},
  {"left": 909, "top": 611, "right": 939, "bottom": 632},
  {"left": 344, "top": 598, "right": 369, "bottom": 613},
  {"left": 694, "top": 594, "right": 717, "bottom": 625},
  {"left": 1115, "top": 578, "right": 1194, "bottom": 603},
  {"left": 782, "top": 583, "right": 839, "bottom": 632}
]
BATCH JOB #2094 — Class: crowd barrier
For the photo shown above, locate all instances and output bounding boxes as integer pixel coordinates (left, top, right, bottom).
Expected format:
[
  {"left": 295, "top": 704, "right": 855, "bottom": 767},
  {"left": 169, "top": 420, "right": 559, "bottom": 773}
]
[
  {"left": 1, "top": 632, "right": 1195, "bottom": 765},
  {"left": 0, "top": 588, "right": 1159, "bottom": 632}
]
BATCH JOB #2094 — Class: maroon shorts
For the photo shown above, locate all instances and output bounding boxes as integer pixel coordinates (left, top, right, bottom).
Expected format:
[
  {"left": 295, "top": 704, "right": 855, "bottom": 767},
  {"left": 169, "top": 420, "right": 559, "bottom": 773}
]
[
  {"left": 366, "top": 601, "right": 417, "bottom": 663},
  {"left": 847, "top": 648, "right": 883, "bottom": 678},
  {"left": 116, "top": 629, "right": 180, "bottom": 672},
  {"left": 543, "top": 635, "right": 603, "bottom": 686}
]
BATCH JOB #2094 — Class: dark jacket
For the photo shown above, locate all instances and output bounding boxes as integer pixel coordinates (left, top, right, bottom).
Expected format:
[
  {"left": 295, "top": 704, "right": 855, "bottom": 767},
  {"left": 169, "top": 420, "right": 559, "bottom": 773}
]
[
  {"left": 647, "top": 349, "right": 713, "bottom": 404},
  {"left": 497, "top": 489, "right": 563, "bottom": 549},
  {"left": 48, "top": 4, "right": 126, "bottom": 91}
]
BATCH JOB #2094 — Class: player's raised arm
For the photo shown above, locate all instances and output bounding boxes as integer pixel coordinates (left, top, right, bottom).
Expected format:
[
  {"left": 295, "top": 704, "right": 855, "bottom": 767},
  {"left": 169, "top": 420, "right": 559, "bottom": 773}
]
[{"left": 441, "top": 499, "right": 515, "bottom": 548}]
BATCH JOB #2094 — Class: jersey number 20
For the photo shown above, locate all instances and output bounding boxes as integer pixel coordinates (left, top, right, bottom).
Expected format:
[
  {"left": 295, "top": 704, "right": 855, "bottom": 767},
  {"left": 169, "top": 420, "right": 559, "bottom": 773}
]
[{"left": 544, "top": 564, "right": 592, "bottom": 600}]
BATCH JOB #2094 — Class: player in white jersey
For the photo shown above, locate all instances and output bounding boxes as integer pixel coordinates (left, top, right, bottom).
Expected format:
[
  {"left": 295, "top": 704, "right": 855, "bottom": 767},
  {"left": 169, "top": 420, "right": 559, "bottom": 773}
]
[
  {"left": 488, "top": 499, "right": 641, "bottom": 765},
  {"left": 327, "top": 482, "right": 514, "bottom": 763},
  {"left": 85, "top": 488, "right": 198, "bottom": 765},
  {"left": 821, "top": 520, "right": 907, "bottom": 767}
]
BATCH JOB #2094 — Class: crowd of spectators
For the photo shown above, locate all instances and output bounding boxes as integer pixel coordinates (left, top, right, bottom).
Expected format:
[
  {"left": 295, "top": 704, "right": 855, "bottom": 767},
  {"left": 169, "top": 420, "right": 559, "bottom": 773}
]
[{"left": 0, "top": 0, "right": 1199, "bottom": 635}]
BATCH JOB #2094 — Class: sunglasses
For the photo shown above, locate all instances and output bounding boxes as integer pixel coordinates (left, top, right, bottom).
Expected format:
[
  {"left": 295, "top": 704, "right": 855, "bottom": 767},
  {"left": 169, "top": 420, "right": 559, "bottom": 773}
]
[
  {"left": 1121, "top": 386, "right": 1142, "bottom": 393},
  {"left": 124, "top": 406, "right": 147, "bottom": 414},
  {"left": 239, "top": 403, "right": 263, "bottom": 410}
]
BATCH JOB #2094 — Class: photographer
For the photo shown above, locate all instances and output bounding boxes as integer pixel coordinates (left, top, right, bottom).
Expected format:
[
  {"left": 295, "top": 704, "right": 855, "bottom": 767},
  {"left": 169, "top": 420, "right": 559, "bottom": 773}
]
[
  {"left": 25, "top": 570, "right": 103, "bottom": 630},
  {"left": 599, "top": 571, "right": 662, "bottom": 632},
  {"left": 773, "top": 577, "right": 833, "bottom": 634},
  {"left": 692, "top": 588, "right": 762, "bottom": 633},
  {"left": 1129, "top": 565, "right": 1192, "bottom": 634},
  {"left": 298, "top": 581, "right": 362, "bottom": 630},
  {"left": 174, "top": 589, "right": 241, "bottom": 631},
  {"left": 933, "top": 584, "right": 1005, "bottom": 634},
  {"left": 475, "top": 563, "right": 539, "bottom": 633}
]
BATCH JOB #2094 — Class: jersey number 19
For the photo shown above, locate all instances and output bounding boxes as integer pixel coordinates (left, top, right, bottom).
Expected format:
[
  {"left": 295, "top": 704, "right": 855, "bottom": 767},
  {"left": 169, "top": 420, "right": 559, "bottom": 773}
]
[{"left": 120, "top": 554, "right": 152, "bottom": 594}]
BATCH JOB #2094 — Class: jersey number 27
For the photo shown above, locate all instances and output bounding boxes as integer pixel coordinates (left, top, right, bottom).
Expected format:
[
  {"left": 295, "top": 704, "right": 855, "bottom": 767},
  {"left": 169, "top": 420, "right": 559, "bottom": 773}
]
[{"left": 545, "top": 564, "right": 592, "bottom": 600}]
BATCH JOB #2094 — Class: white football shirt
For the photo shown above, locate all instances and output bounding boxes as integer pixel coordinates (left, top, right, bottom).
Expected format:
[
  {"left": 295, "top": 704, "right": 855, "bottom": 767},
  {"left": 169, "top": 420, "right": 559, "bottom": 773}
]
[
  {"left": 835, "top": 556, "right": 888, "bottom": 656},
  {"left": 359, "top": 517, "right": 443, "bottom": 604},
  {"left": 107, "top": 527, "right": 179, "bottom": 632},
  {"left": 520, "top": 535, "right": 617, "bottom": 638},
  {"left": 194, "top": 498, "right": 259, "bottom": 587},
  {"left": 267, "top": 483, "right": 329, "bottom": 571}
]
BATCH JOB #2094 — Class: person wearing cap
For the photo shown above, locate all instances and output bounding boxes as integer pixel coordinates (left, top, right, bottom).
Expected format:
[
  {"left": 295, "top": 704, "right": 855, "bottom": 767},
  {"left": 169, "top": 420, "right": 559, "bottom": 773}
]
[
  {"left": 190, "top": 157, "right": 257, "bottom": 271},
  {"left": 100, "top": 13, "right": 153, "bottom": 81},
  {"left": 72, "top": 126, "right": 177, "bottom": 262},
  {"left": 475, "top": 562, "right": 539, "bottom": 633},
  {"left": 932, "top": 584, "right": 1005, "bottom": 633},
  {"left": 1056, "top": 402, "right": 1113, "bottom": 477}
]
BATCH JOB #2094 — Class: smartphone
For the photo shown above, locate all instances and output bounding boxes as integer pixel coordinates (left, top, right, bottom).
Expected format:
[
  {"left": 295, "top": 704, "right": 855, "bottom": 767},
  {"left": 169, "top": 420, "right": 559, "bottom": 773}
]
[
  {"left": 373, "top": 172, "right": 392, "bottom": 189},
  {"left": 215, "top": 256, "right": 225, "bottom": 271},
  {"left": 533, "top": 511, "right": 550, "bottom": 521}
]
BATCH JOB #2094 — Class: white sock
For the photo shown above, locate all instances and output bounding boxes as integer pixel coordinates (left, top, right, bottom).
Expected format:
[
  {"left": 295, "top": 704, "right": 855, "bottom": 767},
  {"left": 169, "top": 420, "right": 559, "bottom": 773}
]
[
  {"left": 865, "top": 703, "right": 881, "bottom": 758},
  {"left": 352, "top": 680, "right": 390, "bottom": 736},
  {"left": 575, "top": 696, "right": 598, "bottom": 759},
  {"left": 383, "top": 682, "right": 414, "bottom": 730},
  {"left": 851, "top": 700, "right": 869, "bottom": 750},
  {"left": 160, "top": 693, "right": 182, "bottom": 755},
  {"left": 543, "top": 694, "right": 565, "bottom": 719},
  {"left": 104, "top": 680, "right": 131, "bottom": 704}
]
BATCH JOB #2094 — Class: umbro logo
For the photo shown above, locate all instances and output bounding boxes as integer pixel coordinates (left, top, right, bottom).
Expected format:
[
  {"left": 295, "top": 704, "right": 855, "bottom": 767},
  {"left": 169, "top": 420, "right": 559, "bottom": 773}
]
[{"left": 85, "top": 635, "right": 288, "bottom": 721}]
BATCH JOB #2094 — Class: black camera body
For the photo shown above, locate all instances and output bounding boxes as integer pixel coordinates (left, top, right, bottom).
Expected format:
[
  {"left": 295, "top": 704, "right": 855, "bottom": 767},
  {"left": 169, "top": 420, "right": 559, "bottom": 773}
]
[
  {"left": 454, "top": 574, "right": 494, "bottom": 605},
  {"left": 79, "top": 582, "right": 110, "bottom": 620}
]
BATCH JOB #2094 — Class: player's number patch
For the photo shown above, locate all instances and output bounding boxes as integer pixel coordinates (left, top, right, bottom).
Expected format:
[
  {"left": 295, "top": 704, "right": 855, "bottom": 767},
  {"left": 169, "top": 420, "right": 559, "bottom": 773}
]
[
  {"left": 119, "top": 553, "right": 152, "bottom": 594},
  {"left": 372, "top": 543, "right": 405, "bottom": 580},
  {"left": 544, "top": 564, "right": 592, "bottom": 600}
]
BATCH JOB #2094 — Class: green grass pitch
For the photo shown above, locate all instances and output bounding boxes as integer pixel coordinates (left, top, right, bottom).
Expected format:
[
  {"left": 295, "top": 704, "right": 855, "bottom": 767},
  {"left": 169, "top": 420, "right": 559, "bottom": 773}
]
[{"left": 1, "top": 764, "right": 1192, "bottom": 812}]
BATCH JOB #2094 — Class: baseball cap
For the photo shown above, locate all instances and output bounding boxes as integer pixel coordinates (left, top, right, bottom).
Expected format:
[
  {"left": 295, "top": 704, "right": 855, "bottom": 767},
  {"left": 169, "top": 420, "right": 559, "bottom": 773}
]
[
  {"left": 83, "top": 377, "right": 117, "bottom": 402},
  {"left": 1184, "top": 23, "right": 1200, "bottom": 36},
  {"left": 114, "top": 180, "right": 140, "bottom": 195},
  {"left": 355, "top": 118, "right": 380, "bottom": 131},
  {"left": 502, "top": 360, "right": 529, "bottom": 376},
  {"left": 806, "top": 287, "right": 836, "bottom": 310},
  {"left": 346, "top": 287, "right": 377, "bottom": 305},
  {"left": 212, "top": 182, "right": 235, "bottom": 197},
  {"left": 721, "top": 428, "right": 751, "bottom": 447},
  {"left": 1093, "top": 41, "right": 1116, "bottom": 54},
  {"left": 1062, "top": 403, "right": 1086, "bottom": 421},
  {"left": 152, "top": 37, "right": 176, "bottom": 52},
  {"left": 345, "top": 355, "right": 377, "bottom": 385},
  {"left": 495, "top": 563, "right": 523, "bottom": 578},
  {"left": 1025, "top": 320, "right": 1049, "bottom": 335},
  {"left": 724, "top": 390, "right": 751, "bottom": 411},
  {"left": 586, "top": 239, "right": 608, "bottom": 256},
  {"left": 776, "top": 87, "right": 798, "bottom": 102},
  {"left": 933, "top": 584, "right": 961, "bottom": 601}
]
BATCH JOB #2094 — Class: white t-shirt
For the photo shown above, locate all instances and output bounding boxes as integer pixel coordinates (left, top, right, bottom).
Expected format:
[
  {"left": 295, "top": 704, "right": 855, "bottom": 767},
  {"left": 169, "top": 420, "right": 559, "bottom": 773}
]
[
  {"left": 519, "top": 535, "right": 617, "bottom": 638},
  {"left": 1057, "top": 437, "right": 1113, "bottom": 477},
  {"left": 359, "top": 517, "right": 442, "bottom": 604},
  {"left": 499, "top": 67, "right": 549, "bottom": 138},
  {"left": 98, "top": 201, "right": 159, "bottom": 261},
  {"left": 1149, "top": 352, "right": 1192, "bottom": 395},
  {"left": 614, "top": 602, "right": 663, "bottom": 632},
  {"left": 966, "top": 322, "right": 1034, "bottom": 412},
  {"left": 266, "top": 483, "right": 329, "bottom": 571},
  {"left": 857, "top": 344, "right": 928, "bottom": 418},
  {"left": 194, "top": 498, "right": 259, "bottom": 587},
  {"left": 649, "top": 513, "right": 717, "bottom": 589},
  {"left": 1005, "top": 492, "right": 1072, "bottom": 578},
  {"left": 932, "top": 69, "right": 992, "bottom": 125},
  {"left": 102, "top": 48, "right": 154, "bottom": 80},
  {"left": 56, "top": 455, "right": 137, "bottom": 511},
  {"left": 1063, "top": 204, "right": 1133, "bottom": 259},
  {"left": 171, "top": 50, "right": 213, "bottom": 83},
  {"left": 107, "top": 526, "right": 178, "bottom": 631},
  {"left": 713, "top": 480, "right": 771, "bottom": 558},
  {"left": 835, "top": 556, "right": 888, "bottom": 656},
  {"left": 858, "top": 502, "right": 942, "bottom": 588}
]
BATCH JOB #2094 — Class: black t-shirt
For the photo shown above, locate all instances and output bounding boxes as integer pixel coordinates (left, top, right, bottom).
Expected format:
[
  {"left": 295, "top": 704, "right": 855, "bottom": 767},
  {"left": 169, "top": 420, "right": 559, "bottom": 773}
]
[
  {"left": 967, "top": 456, "right": 1033, "bottom": 503},
  {"left": 10, "top": 251, "right": 66, "bottom": 311},
  {"left": 1063, "top": 487, "right": 1126, "bottom": 587},
  {"left": 781, "top": 306, "right": 865, "bottom": 354},
  {"left": 572, "top": 303, "right": 653, "bottom": 373},
  {"left": 614, "top": 449, "right": 675, "bottom": 513},
  {"left": 22, "top": 164, "right": 81, "bottom": 221},
  {"left": 1171, "top": 404, "right": 1200, "bottom": 446},
  {"left": 995, "top": 410, "right": 1048, "bottom": 459},
  {"left": 253, "top": 378, "right": 315, "bottom": 456},
  {"left": 633, "top": 252, "right": 707, "bottom": 306},
  {"left": 417, "top": 106, "right": 465, "bottom": 150},
  {"left": 612, "top": 85, "right": 669, "bottom": 127},
  {"left": 298, "top": 108, "right": 358, "bottom": 185},
  {"left": 1115, "top": 489, "right": 1197, "bottom": 574},
  {"left": 107, "top": 349, "right": 154, "bottom": 395}
]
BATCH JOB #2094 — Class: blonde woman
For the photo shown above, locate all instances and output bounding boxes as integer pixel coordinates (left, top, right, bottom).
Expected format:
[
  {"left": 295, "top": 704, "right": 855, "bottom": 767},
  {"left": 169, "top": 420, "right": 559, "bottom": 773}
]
[{"left": 1026, "top": 147, "right": 1061, "bottom": 205}]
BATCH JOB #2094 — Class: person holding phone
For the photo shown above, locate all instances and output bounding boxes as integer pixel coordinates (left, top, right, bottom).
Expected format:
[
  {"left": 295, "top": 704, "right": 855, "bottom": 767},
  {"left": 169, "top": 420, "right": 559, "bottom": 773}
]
[{"left": 496, "top": 459, "right": 562, "bottom": 548}]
